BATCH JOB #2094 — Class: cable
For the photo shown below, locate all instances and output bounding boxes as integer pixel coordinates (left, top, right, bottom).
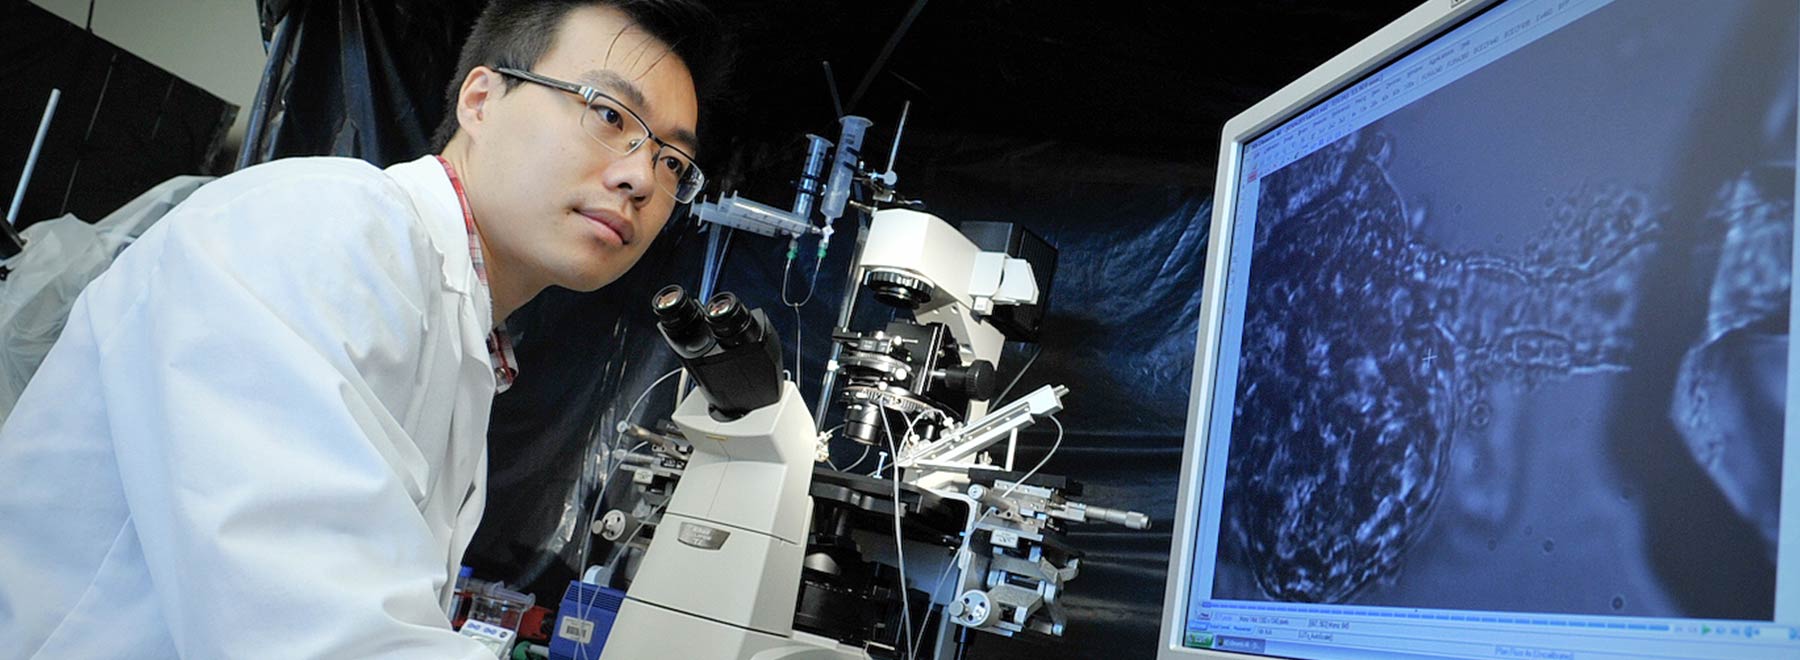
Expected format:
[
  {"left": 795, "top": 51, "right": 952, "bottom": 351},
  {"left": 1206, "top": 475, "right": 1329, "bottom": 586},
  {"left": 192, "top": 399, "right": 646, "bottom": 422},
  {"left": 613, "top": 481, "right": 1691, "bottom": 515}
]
[
  {"left": 841, "top": 444, "right": 873, "bottom": 472},
  {"left": 899, "top": 410, "right": 923, "bottom": 455},
  {"left": 991, "top": 345, "right": 1043, "bottom": 407},
  {"left": 782, "top": 250, "right": 825, "bottom": 410},
  {"left": 963, "top": 415, "right": 1068, "bottom": 560},
  {"left": 572, "top": 367, "right": 684, "bottom": 660},
  {"left": 899, "top": 414, "right": 1062, "bottom": 660},
  {"left": 819, "top": 423, "right": 849, "bottom": 470},
  {"left": 882, "top": 413, "right": 917, "bottom": 660},
  {"left": 573, "top": 438, "right": 644, "bottom": 660},
  {"left": 624, "top": 368, "right": 685, "bottom": 431},
  {"left": 700, "top": 225, "right": 733, "bottom": 300},
  {"left": 781, "top": 250, "right": 825, "bottom": 307},
  {"left": 996, "top": 415, "right": 1063, "bottom": 500},
  {"left": 576, "top": 367, "right": 684, "bottom": 577},
  {"left": 822, "top": 61, "right": 845, "bottom": 119},
  {"left": 913, "top": 553, "right": 961, "bottom": 657},
  {"left": 793, "top": 303, "right": 803, "bottom": 397}
]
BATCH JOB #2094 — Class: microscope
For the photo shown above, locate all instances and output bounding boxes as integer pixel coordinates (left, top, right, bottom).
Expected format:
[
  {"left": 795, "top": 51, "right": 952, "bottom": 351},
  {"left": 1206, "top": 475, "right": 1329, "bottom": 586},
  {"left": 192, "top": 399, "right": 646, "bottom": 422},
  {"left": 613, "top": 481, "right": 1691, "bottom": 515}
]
[
  {"left": 806, "top": 208, "right": 1149, "bottom": 655},
  {"left": 592, "top": 110, "right": 1148, "bottom": 659},
  {"left": 600, "top": 285, "right": 869, "bottom": 660}
]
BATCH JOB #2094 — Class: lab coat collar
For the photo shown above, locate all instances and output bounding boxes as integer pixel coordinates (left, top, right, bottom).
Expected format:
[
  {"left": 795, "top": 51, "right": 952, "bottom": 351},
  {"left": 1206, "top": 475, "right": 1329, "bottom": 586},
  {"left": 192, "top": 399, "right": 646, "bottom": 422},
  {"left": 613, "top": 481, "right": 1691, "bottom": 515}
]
[
  {"left": 383, "top": 155, "right": 495, "bottom": 332},
  {"left": 384, "top": 155, "right": 518, "bottom": 393}
]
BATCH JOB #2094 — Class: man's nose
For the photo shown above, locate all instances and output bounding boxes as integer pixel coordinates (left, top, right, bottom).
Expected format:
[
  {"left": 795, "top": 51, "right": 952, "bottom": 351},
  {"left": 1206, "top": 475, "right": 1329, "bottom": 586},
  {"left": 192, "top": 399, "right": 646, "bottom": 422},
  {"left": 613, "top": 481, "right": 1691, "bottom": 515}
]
[{"left": 604, "top": 145, "right": 657, "bottom": 204}]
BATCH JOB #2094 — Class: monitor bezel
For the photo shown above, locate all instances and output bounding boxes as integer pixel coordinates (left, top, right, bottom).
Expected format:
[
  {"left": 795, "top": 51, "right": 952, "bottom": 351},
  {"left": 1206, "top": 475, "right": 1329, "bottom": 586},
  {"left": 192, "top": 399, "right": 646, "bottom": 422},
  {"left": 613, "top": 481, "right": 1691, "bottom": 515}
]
[{"left": 1156, "top": 0, "right": 1509, "bottom": 657}]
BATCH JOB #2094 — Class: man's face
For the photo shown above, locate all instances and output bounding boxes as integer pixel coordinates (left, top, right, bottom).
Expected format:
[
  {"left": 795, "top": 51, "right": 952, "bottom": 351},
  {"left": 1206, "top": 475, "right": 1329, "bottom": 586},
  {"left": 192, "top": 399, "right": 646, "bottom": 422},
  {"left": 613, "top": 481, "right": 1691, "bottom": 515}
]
[{"left": 462, "top": 5, "right": 699, "bottom": 294}]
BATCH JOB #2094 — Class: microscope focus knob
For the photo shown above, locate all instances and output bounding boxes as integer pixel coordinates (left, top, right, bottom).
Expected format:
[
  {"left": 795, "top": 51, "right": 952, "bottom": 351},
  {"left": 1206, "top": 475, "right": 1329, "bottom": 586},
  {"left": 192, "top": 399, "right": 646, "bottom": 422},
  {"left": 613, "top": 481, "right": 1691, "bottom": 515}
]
[
  {"left": 596, "top": 510, "right": 630, "bottom": 541},
  {"left": 950, "top": 590, "right": 996, "bottom": 628},
  {"left": 942, "top": 360, "right": 997, "bottom": 400}
]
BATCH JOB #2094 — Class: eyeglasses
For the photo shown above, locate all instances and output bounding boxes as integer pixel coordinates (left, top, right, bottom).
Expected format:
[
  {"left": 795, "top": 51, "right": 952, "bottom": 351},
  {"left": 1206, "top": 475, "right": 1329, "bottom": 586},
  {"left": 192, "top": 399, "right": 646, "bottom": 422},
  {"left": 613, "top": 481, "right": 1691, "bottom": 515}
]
[{"left": 494, "top": 67, "right": 706, "bottom": 204}]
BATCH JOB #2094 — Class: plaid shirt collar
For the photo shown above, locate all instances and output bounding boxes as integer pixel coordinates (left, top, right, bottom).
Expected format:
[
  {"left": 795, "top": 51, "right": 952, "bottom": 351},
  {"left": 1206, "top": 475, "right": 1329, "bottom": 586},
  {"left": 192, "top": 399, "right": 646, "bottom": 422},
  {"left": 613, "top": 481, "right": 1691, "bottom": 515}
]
[{"left": 435, "top": 156, "right": 518, "bottom": 393}]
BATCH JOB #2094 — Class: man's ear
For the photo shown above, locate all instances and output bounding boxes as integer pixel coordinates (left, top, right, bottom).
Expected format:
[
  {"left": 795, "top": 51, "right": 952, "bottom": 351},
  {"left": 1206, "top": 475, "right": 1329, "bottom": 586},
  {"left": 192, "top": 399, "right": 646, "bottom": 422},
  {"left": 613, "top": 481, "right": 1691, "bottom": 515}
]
[{"left": 455, "top": 66, "right": 503, "bottom": 139}]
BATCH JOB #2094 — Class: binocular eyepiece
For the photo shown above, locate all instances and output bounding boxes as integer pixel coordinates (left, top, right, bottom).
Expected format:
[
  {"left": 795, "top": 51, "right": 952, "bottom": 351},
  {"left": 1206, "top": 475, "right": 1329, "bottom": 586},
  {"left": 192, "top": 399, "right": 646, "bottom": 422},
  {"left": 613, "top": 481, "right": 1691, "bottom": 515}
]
[
  {"left": 703, "top": 292, "right": 762, "bottom": 348},
  {"left": 653, "top": 286, "right": 769, "bottom": 354},
  {"left": 651, "top": 285, "right": 784, "bottom": 418},
  {"left": 653, "top": 284, "right": 712, "bottom": 357}
]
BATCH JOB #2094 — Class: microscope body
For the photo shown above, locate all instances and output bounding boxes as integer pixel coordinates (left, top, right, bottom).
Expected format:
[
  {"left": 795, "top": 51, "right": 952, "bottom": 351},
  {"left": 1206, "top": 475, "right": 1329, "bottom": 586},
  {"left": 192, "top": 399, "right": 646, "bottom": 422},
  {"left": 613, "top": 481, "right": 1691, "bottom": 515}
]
[
  {"left": 602, "top": 288, "right": 868, "bottom": 660},
  {"left": 603, "top": 382, "right": 867, "bottom": 660},
  {"left": 853, "top": 209, "right": 1045, "bottom": 422},
  {"left": 833, "top": 209, "right": 1050, "bottom": 453}
]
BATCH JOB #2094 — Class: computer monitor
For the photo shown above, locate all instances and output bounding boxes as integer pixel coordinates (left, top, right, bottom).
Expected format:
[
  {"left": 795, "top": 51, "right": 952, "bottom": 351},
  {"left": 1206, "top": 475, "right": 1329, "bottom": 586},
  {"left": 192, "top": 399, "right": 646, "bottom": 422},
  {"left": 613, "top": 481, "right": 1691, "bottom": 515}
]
[{"left": 1160, "top": 0, "right": 1800, "bottom": 658}]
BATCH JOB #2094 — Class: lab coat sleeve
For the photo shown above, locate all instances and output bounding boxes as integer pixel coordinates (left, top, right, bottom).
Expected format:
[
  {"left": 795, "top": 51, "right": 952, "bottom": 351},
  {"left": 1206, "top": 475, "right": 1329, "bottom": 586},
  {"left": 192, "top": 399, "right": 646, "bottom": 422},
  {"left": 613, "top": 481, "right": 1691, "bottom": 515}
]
[{"left": 86, "top": 168, "right": 494, "bottom": 659}]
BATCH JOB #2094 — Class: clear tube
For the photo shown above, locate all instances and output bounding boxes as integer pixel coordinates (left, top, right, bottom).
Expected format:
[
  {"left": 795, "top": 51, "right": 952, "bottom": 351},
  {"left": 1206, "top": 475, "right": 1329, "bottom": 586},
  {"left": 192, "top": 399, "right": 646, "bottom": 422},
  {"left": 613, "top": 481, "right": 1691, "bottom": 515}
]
[{"left": 821, "top": 115, "right": 872, "bottom": 222}]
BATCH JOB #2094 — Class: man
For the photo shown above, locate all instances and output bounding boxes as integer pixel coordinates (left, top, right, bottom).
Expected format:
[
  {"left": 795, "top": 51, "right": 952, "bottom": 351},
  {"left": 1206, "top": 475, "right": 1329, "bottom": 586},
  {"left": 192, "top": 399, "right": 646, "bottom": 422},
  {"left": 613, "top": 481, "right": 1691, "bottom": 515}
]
[{"left": 0, "top": 0, "right": 726, "bottom": 656}]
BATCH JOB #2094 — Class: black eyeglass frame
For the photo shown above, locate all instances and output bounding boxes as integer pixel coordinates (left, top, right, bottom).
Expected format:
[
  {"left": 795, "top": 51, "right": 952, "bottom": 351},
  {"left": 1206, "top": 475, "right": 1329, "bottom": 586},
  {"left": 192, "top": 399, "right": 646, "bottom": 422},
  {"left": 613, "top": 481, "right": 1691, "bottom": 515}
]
[{"left": 493, "top": 66, "right": 705, "bottom": 203}]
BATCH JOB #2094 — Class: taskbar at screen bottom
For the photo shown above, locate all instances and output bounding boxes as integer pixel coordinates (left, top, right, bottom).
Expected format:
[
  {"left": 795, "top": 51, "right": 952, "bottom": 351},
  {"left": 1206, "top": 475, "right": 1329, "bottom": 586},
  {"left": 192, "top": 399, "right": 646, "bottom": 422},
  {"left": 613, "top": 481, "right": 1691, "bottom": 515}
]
[{"left": 1184, "top": 601, "right": 1800, "bottom": 660}]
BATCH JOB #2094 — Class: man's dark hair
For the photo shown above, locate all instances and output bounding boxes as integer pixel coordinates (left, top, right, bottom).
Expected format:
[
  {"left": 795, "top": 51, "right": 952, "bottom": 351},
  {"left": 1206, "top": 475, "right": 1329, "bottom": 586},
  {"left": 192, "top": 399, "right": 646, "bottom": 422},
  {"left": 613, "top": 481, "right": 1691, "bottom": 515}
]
[{"left": 429, "top": 0, "right": 731, "bottom": 155}]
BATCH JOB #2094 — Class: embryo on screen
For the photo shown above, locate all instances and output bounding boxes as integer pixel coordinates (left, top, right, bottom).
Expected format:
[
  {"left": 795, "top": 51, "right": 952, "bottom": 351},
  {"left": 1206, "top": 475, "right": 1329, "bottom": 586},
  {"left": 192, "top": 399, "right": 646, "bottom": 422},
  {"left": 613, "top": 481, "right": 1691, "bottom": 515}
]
[{"left": 1213, "top": 0, "right": 1795, "bottom": 622}]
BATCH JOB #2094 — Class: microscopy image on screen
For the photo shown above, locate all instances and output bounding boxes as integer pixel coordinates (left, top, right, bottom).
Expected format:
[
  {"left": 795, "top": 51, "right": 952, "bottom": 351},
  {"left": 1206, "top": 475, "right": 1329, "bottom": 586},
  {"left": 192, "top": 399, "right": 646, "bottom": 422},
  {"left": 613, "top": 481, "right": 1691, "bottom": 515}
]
[{"left": 1211, "top": 0, "right": 1795, "bottom": 620}]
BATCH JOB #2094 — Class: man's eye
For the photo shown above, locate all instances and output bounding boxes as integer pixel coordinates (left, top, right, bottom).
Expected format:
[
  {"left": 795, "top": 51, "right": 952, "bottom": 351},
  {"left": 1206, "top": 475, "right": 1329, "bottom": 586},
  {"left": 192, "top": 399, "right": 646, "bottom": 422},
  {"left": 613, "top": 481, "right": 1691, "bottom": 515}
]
[
  {"left": 593, "top": 106, "right": 624, "bottom": 128},
  {"left": 660, "top": 156, "right": 684, "bottom": 173}
]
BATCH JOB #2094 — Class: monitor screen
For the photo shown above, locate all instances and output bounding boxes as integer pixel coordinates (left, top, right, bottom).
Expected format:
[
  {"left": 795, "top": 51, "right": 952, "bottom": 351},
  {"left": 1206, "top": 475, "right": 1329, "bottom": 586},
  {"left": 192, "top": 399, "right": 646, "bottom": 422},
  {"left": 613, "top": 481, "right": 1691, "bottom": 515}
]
[{"left": 1166, "top": 0, "right": 1800, "bottom": 658}]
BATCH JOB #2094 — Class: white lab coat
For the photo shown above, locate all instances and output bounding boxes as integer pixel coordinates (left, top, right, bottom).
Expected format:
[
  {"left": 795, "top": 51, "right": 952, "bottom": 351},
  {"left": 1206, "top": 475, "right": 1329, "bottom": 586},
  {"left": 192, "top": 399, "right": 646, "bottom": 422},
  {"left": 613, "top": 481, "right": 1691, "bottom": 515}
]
[{"left": 0, "top": 155, "right": 502, "bottom": 658}]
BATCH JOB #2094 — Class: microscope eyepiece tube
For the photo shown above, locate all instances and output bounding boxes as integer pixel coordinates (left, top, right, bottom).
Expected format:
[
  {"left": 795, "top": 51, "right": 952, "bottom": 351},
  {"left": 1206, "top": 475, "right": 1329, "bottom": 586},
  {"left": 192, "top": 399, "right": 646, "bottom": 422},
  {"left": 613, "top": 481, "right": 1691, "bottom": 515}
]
[
  {"left": 652, "top": 284, "right": 705, "bottom": 329},
  {"left": 703, "top": 292, "right": 759, "bottom": 348},
  {"left": 652, "top": 284, "right": 713, "bottom": 355},
  {"left": 653, "top": 284, "right": 694, "bottom": 319}
]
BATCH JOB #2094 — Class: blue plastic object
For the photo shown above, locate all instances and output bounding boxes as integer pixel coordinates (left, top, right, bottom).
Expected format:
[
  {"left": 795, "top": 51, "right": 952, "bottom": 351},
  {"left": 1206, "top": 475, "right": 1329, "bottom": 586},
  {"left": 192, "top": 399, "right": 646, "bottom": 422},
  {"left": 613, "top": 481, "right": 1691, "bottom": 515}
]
[{"left": 547, "top": 581, "right": 626, "bottom": 660}]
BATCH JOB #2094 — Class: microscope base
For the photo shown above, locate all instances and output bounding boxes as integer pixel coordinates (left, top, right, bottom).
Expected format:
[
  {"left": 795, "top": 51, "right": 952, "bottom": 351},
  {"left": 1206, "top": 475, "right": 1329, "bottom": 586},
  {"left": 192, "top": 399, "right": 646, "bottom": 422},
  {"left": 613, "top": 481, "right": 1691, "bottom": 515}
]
[
  {"left": 621, "top": 510, "right": 806, "bottom": 633},
  {"left": 601, "top": 598, "right": 870, "bottom": 660}
]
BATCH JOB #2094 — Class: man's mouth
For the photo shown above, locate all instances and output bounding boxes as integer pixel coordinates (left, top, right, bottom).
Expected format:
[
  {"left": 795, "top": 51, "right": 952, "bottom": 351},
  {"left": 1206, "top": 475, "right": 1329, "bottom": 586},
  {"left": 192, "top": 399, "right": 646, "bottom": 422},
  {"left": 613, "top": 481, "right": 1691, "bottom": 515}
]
[{"left": 576, "top": 208, "right": 635, "bottom": 246}]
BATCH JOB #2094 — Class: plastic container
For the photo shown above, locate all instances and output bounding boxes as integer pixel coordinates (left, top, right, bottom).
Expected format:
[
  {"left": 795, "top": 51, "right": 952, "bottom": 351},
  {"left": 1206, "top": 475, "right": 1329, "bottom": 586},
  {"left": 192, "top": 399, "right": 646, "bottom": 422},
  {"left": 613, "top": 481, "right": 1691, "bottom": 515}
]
[{"left": 468, "top": 581, "right": 537, "bottom": 633}]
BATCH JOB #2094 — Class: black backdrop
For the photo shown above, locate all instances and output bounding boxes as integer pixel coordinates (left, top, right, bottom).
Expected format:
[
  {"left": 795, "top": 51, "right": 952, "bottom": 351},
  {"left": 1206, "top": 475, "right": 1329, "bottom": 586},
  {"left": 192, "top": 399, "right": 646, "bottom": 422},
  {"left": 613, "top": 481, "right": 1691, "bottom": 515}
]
[
  {"left": 0, "top": 1, "right": 236, "bottom": 233},
  {"left": 246, "top": 2, "right": 1418, "bottom": 657}
]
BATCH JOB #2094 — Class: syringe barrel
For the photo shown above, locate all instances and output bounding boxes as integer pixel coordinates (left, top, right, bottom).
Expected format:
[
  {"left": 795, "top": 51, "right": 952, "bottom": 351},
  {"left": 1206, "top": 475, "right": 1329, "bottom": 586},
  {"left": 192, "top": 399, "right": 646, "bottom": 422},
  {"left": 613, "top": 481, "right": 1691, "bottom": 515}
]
[
  {"left": 723, "top": 195, "right": 792, "bottom": 225},
  {"left": 793, "top": 134, "right": 832, "bottom": 221},
  {"left": 820, "top": 115, "right": 872, "bottom": 221},
  {"left": 693, "top": 194, "right": 812, "bottom": 237}
]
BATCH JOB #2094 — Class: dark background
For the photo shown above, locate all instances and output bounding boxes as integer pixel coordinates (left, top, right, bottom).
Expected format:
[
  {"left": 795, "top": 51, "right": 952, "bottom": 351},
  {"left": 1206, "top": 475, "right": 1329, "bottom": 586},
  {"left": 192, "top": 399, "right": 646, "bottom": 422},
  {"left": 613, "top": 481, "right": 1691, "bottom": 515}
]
[
  {"left": 8, "top": 1, "right": 1422, "bottom": 657},
  {"left": 0, "top": 2, "right": 238, "bottom": 234}
]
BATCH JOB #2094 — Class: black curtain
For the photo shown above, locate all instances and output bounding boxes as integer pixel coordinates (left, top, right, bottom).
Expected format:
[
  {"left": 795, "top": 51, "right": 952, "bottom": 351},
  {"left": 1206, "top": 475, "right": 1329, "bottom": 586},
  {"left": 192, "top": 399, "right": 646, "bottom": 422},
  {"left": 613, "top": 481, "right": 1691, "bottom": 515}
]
[
  {"left": 245, "top": 0, "right": 483, "bottom": 167},
  {"left": 0, "top": 1, "right": 236, "bottom": 233}
]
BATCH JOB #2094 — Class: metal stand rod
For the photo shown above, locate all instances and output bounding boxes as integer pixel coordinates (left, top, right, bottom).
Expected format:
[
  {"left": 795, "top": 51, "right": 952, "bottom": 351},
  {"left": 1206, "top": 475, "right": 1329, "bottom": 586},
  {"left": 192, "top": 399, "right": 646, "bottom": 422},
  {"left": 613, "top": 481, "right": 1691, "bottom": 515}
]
[
  {"left": 8, "top": 89, "right": 61, "bottom": 226},
  {"left": 4, "top": 88, "right": 60, "bottom": 258},
  {"left": 813, "top": 213, "right": 870, "bottom": 430}
]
